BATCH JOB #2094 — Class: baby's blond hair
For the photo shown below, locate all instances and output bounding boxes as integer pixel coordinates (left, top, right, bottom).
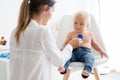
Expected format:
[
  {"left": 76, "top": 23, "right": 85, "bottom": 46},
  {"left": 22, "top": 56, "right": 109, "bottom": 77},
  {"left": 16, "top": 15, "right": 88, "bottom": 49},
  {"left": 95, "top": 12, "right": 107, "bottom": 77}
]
[{"left": 73, "top": 11, "right": 90, "bottom": 24}]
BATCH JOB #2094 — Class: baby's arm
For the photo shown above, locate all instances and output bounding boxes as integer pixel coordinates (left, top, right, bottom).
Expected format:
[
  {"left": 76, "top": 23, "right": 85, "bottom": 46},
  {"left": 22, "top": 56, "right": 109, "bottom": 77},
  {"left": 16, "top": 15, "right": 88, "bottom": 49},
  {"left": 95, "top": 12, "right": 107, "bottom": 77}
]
[
  {"left": 60, "top": 32, "right": 73, "bottom": 51},
  {"left": 91, "top": 32, "right": 108, "bottom": 58}
]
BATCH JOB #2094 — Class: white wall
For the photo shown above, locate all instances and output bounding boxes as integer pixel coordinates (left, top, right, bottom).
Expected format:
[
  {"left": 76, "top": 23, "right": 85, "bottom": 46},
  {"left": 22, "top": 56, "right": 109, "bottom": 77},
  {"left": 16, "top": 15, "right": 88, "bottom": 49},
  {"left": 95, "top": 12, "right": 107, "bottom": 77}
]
[
  {"left": 100, "top": 0, "right": 120, "bottom": 71},
  {"left": 0, "top": 0, "right": 22, "bottom": 46}
]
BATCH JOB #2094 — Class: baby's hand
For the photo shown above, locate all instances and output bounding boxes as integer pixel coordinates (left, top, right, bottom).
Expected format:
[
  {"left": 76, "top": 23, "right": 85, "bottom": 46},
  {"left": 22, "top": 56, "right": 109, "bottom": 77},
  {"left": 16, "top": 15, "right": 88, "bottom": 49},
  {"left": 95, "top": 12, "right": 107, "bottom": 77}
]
[
  {"left": 60, "top": 48, "right": 63, "bottom": 51},
  {"left": 100, "top": 50, "right": 108, "bottom": 58}
]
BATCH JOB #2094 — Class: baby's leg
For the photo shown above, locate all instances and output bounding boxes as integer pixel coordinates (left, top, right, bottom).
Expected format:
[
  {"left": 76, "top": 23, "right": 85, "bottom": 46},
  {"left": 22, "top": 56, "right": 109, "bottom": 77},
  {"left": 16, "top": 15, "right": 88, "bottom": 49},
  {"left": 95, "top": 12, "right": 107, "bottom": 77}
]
[
  {"left": 58, "top": 59, "right": 71, "bottom": 74},
  {"left": 82, "top": 53, "right": 94, "bottom": 78},
  {"left": 83, "top": 53, "right": 94, "bottom": 73},
  {"left": 58, "top": 52, "right": 77, "bottom": 74}
]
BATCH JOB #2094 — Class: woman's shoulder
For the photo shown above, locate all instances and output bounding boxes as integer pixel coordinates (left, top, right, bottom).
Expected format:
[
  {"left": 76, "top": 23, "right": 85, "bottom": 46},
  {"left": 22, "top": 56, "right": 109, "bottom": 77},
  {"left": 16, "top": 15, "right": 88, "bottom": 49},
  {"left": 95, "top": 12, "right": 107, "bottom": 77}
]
[
  {"left": 10, "top": 28, "right": 16, "bottom": 36},
  {"left": 39, "top": 27, "right": 52, "bottom": 37},
  {"left": 31, "top": 25, "right": 49, "bottom": 33}
]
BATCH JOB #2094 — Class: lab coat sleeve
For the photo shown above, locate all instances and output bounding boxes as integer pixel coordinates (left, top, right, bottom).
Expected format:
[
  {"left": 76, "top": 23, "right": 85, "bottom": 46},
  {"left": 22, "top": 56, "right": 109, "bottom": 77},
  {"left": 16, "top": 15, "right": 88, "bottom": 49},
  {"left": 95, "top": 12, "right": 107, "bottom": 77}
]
[{"left": 42, "top": 27, "right": 73, "bottom": 67}]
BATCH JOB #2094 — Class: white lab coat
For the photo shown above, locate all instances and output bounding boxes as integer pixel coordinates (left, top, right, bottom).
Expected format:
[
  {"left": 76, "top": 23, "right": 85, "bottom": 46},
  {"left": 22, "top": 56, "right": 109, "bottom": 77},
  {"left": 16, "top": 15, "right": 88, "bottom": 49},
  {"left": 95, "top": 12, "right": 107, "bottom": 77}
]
[{"left": 9, "top": 19, "right": 73, "bottom": 80}]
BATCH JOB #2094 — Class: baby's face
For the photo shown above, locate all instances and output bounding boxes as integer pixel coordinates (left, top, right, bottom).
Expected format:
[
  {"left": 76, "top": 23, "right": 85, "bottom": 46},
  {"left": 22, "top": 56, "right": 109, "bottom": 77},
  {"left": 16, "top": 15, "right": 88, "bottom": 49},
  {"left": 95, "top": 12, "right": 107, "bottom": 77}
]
[{"left": 73, "top": 16, "right": 88, "bottom": 32}]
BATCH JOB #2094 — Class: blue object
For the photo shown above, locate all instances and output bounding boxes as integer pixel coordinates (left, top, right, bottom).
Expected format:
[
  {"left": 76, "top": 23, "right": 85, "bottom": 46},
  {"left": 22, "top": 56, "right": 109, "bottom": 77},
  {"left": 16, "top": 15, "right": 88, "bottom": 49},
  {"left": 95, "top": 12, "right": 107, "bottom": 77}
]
[
  {"left": 0, "top": 52, "right": 10, "bottom": 59},
  {"left": 77, "top": 34, "right": 83, "bottom": 39}
]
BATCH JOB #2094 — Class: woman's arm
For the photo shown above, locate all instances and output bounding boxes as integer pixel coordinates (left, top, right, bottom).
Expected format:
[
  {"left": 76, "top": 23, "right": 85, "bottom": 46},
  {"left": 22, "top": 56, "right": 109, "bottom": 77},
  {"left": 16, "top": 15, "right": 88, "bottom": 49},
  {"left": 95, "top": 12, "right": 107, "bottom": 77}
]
[
  {"left": 91, "top": 33, "right": 108, "bottom": 57},
  {"left": 61, "top": 32, "right": 72, "bottom": 51},
  {"left": 41, "top": 28, "right": 79, "bottom": 67}
]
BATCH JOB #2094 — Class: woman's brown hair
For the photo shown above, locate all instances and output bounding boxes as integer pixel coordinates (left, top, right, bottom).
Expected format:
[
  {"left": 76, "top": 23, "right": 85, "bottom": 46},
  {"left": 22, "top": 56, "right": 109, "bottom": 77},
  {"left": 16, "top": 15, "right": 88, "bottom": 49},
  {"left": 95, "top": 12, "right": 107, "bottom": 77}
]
[{"left": 14, "top": 0, "right": 55, "bottom": 45}]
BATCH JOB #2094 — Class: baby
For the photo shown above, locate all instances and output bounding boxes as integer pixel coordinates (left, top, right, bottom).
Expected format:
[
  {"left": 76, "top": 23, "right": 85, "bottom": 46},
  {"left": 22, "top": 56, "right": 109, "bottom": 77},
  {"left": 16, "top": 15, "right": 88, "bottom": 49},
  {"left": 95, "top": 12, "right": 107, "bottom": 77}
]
[{"left": 58, "top": 11, "right": 108, "bottom": 79}]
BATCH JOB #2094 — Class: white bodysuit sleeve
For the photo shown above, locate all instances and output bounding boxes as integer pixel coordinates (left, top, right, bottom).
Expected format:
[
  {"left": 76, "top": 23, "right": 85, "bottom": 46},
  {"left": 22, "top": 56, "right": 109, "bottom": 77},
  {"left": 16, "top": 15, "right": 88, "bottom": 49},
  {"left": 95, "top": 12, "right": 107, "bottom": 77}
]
[{"left": 42, "top": 27, "right": 73, "bottom": 67}]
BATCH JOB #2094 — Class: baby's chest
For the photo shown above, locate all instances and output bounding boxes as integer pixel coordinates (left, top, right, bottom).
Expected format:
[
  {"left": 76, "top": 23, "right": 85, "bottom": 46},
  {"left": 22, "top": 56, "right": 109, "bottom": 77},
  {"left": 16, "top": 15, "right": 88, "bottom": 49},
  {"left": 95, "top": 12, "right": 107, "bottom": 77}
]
[{"left": 71, "top": 34, "right": 92, "bottom": 42}]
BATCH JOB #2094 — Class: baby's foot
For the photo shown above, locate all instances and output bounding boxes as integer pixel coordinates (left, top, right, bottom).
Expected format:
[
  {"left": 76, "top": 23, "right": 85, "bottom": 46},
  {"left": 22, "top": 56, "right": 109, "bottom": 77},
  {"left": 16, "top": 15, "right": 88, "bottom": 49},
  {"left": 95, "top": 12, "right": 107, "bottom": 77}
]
[
  {"left": 81, "top": 70, "right": 89, "bottom": 79},
  {"left": 58, "top": 67, "right": 65, "bottom": 72},
  {"left": 58, "top": 67, "right": 67, "bottom": 74}
]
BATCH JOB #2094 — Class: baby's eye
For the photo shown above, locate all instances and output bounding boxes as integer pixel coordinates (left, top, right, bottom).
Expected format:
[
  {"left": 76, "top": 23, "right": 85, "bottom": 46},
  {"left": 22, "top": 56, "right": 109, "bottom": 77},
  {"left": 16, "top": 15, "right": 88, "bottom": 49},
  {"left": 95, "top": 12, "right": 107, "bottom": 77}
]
[
  {"left": 80, "top": 23, "right": 84, "bottom": 25},
  {"left": 74, "top": 22, "right": 77, "bottom": 24}
]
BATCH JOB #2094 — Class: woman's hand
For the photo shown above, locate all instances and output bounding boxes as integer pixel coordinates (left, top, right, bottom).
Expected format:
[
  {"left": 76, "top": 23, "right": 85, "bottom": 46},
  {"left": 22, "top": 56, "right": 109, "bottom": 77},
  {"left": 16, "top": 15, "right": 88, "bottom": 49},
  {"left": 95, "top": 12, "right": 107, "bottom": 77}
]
[{"left": 68, "top": 38, "right": 83, "bottom": 48}]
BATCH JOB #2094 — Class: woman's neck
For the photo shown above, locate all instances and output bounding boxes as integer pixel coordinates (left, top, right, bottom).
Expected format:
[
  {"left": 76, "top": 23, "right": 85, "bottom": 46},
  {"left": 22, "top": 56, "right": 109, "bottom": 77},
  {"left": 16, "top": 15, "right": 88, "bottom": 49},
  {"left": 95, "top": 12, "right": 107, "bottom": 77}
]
[{"left": 32, "top": 14, "right": 46, "bottom": 26}]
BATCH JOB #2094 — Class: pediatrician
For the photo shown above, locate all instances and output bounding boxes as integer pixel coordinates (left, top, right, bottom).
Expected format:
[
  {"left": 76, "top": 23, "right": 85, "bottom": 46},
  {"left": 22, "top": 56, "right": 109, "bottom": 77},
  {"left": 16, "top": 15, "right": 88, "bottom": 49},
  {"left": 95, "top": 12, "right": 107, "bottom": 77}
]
[{"left": 9, "top": 0, "right": 81, "bottom": 80}]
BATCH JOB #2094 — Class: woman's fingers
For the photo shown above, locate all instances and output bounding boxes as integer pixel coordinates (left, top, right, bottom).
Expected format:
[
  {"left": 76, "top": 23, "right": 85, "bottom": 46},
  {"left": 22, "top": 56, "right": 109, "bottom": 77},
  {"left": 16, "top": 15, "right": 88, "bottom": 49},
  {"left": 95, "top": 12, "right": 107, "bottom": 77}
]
[{"left": 69, "top": 38, "right": 82, "bottom": 48}]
